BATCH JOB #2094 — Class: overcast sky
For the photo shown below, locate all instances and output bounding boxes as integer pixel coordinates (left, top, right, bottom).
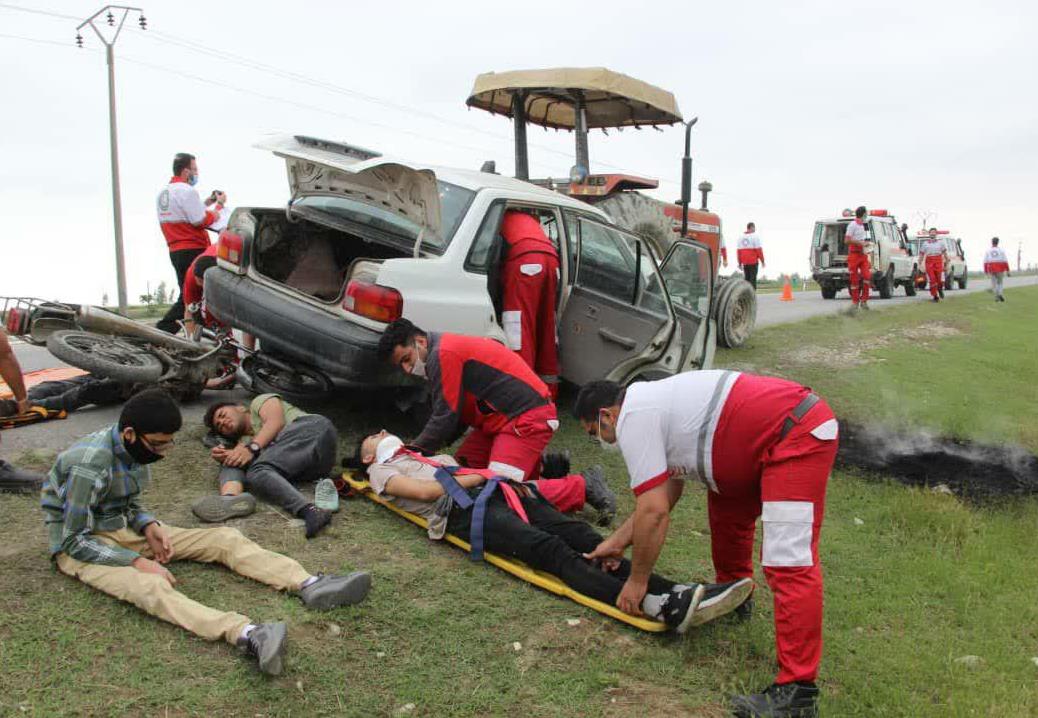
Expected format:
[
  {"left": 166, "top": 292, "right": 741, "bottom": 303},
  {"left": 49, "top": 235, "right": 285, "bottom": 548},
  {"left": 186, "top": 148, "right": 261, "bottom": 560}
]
[{"left": 1, "top": 0, "right": 1036, "bottom": 304}]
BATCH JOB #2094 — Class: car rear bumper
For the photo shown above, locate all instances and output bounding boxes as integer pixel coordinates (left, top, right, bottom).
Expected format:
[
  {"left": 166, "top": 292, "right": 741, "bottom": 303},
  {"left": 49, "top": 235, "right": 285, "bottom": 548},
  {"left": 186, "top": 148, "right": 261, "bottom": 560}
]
[{"left": 206, "top": 269, "right": 411, "bottom": 387}]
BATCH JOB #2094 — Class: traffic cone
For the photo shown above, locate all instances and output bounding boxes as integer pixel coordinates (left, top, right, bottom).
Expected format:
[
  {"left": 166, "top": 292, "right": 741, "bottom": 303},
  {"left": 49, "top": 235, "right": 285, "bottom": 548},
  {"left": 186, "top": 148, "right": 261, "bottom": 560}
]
[{"left": 780, "top": 276, "right": 794, "bottom": 301}]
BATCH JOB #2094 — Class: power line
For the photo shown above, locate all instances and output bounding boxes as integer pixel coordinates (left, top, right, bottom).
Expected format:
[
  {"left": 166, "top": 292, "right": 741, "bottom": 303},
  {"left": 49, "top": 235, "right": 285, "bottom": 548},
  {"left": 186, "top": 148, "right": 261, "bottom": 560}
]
[{"left": 0, "top": 2, "right": 78, "bottom": 21}]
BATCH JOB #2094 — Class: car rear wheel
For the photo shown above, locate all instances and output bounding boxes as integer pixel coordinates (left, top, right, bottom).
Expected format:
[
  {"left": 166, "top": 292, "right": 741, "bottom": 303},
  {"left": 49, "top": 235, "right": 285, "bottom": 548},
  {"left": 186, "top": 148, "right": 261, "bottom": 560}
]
[
  {"left": 958, "top": 268, "right": 967, "bottom": 289},
  {"left": 820, "top": 285, "right": 837, "bottom": 299},
  {"left": 944, "top": 271, "right": 954, "bottom": 291},
  {"left": 243, "top": 354, "right": 333, "bottom": 400}
]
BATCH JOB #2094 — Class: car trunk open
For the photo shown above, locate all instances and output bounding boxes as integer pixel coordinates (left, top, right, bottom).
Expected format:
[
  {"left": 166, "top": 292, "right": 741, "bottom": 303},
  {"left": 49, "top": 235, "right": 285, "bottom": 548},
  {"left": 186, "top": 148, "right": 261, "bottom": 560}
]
[
  {"left": 812, "top": 220, "right": 859, "bottom": 269},
  {"left": 248, "top": 208, "right": 410, "bottom": 302}
]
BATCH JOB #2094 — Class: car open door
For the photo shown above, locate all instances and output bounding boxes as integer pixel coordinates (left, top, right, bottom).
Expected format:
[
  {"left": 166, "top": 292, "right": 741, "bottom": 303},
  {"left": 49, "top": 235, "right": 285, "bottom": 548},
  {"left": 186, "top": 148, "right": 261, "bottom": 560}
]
[
  {"left": 659, "top": 239, "right": 715, "bottom": 372},
  {"left": 558, "top": 216, "right": 674, "bottom": 386}
]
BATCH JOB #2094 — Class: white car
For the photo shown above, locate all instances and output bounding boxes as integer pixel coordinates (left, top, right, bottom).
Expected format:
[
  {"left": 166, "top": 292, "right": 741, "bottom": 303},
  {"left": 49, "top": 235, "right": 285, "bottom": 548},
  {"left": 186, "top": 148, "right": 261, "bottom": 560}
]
[{"left": 206, "top": 135, "right": 716, "bottom": 395}]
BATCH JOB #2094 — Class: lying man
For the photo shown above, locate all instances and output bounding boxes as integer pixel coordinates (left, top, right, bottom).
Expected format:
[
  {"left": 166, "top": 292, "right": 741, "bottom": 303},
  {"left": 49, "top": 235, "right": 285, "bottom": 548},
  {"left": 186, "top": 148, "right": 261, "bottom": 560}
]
[
  {"left": 195, "top": 393, "right": 337, "bottom": 538},
  {"left": 352, "top": 429, "right": 752, "bottom": 632},
  {"left": 42, "top": 389, "right": 371, "bottom": 675},
  {"left": 0, "top": 373, "right": 131, "bottom": 418}
]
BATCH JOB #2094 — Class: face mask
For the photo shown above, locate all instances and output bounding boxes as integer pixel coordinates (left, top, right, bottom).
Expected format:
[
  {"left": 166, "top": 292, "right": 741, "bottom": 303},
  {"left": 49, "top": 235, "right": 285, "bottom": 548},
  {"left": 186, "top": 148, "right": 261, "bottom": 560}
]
[
  {"left": 124, "top": 434, "right": 165, "bottom": 465},
  {"left": 597, "top": 413, "right": 621, "bottom": 453},
  {"left": 188, "top": 174, "right": 199, "bottom": 187},
  {"left": 409, "top": 351, "right": 427, "bottom": 379},
  {"left": 374, "top": 435, "right": 404, "bottom": 464}
]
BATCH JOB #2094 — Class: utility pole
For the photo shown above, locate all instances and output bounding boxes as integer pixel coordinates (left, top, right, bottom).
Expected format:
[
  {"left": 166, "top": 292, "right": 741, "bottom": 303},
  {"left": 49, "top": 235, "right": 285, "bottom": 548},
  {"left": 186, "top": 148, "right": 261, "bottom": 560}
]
[{"left": 76, "top": 6, "right": 147, "bottom": 314}]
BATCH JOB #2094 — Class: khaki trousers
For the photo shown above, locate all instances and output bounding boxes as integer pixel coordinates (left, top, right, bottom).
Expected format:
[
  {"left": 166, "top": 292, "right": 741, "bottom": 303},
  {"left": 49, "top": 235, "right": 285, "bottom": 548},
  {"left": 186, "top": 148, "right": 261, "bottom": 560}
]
[{"left": 56, "top": 525, "right": 311, "bottom": 645}]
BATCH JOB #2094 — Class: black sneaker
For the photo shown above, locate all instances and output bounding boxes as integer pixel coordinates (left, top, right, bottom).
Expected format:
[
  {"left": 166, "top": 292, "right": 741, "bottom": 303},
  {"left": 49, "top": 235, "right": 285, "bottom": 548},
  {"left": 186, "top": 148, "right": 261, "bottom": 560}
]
[
  {"left": 243, "top": 622, "right": 288, "bottom": 676},
  {"left": 299, "top": 571, "right": 372, "bottom": 610},
  {"left": 688, "top": 578, "right": 754, "bottom": 627},
  {"left": 581, "top": 465, "right": 617, "bottom": 526},
  {"left": 0, "top": 398, "right": 17, "bottom": 418},
  {"left": 659, "top": 584, "right": 705, "bottom": 633},
  {"left": 300, "top": 505, "right": 332, "bottom": 539},
  {"left": 731, "top": 681, "right": 819, "bottom": 718},
  {"left": 734, "top": 596, "right": 755, "bottom": 622},
  {"left": 0, "top": 459, "right": 44, "bottom": 494},
  {"left": 191, "top": 493, "right": 257, "bottom": 522}
]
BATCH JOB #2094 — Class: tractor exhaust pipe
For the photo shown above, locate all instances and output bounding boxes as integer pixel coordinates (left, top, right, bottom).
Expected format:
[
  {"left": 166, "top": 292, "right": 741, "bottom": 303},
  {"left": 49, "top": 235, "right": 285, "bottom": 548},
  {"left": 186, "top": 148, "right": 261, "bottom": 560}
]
[{"left": 679, "top": 117, "right": 698, "bottom": 238}]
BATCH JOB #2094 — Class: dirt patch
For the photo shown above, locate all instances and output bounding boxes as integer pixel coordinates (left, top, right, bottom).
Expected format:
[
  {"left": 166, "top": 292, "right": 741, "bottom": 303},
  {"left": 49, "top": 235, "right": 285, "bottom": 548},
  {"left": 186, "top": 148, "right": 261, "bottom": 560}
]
[
  {"left": 837, "top": 422, "right": 1038, "bottom": 501},
  {"left": 602, "top": 682, "right": 727, "bottom": 717},
  {"left": 910, "top": 323, "right": 963, "bottom": 340}
]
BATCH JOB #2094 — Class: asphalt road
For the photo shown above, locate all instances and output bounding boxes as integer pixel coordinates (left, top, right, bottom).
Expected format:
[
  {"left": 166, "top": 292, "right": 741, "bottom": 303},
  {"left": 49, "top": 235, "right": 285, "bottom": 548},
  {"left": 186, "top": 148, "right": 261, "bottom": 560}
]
[{"left": 755, "top": 274, "right": 1036, "bottom": 327}]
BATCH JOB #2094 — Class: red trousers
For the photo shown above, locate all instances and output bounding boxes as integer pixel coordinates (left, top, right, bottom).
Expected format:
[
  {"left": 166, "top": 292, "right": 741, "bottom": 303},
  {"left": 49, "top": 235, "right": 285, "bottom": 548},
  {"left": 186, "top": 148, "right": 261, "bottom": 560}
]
[
  {"left": 707, "top": 401, "right": 837, "bottom": 684},
  {"left": 925, "top": 257, "right": 944, "bottom": 298},
  {"left": 455, "top": 403, "right": 585, "bottom": 513},
  {"left": 847, "top": 252, "right": 871, "bottom": 304}
]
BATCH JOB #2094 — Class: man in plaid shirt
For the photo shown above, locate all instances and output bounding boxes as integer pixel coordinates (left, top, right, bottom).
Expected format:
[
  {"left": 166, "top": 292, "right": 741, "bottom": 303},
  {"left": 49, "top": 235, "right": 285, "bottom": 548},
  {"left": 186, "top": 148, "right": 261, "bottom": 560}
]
[{"left": 42, "top": 389, "right": 372, "bottom": 676}]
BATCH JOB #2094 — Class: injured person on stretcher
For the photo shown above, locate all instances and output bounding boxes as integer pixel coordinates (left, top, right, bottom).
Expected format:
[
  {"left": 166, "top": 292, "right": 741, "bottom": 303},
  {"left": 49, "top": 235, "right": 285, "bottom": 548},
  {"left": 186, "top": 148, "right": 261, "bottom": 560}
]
[{"left": 354, "top": 430, "right": 753, "bottom": 632}]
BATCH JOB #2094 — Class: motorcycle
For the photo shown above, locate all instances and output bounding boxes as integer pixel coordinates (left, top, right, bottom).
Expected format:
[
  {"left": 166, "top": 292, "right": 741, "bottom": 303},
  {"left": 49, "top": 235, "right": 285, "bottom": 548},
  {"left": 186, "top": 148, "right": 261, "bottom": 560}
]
[{"left": 2, "top": 297, "right": 331, "bottom": 401}]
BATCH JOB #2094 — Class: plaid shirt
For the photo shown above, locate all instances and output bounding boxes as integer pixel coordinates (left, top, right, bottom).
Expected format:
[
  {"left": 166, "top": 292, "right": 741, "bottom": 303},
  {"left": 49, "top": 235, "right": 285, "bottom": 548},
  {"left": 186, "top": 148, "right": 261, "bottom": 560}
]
[{"left": 41, "top": 424, "right": 158, "bottom": 566}]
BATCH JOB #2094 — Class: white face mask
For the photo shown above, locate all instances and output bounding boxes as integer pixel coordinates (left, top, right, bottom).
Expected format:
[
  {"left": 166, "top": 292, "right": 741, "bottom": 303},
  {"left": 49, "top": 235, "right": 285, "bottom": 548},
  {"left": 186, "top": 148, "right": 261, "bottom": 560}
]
[
  {"left": 374, "top": 434, "right": 404, "bottom": 464},
  {"left": 409, "top": 351, "right": 427, "bottom": 379},
  {"left": 597, "top": 413, "right": 621, "bottom": 453}
]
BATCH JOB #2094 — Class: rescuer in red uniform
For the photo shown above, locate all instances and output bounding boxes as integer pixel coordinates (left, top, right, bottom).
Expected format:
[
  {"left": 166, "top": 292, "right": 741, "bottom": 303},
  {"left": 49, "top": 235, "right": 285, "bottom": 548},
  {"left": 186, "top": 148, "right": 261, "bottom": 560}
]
[
  {"left": 845, "top": 205, "right": 871, "bottom": 310},
  {"left": 377, "top": 319, "right": 616, "bottom": 522},
  {"left": 497, "top": 210, "right": 561, "bottom": 399},
  {"left": 920, "top": 228, "right": 949, "bottom": 302}
]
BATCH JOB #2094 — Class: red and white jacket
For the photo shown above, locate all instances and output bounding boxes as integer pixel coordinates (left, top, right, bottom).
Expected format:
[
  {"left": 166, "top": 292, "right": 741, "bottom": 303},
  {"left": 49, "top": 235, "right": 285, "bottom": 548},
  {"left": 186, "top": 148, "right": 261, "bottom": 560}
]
[
  {"left": 736, "top": 232, "right": 764, "bottom": 266},
  {"left": 983, "top": 246, "right": 1010, "bottom": 274},
  {"left": 920, "top": 238, "right": 947, "bottom": 265},
  {"left": 156, "top": 176, "right": 219, "bottom": 252}
]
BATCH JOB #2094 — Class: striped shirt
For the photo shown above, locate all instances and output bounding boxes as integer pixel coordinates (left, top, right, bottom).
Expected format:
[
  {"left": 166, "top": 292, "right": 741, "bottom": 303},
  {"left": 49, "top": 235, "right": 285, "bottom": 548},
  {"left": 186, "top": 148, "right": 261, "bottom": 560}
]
[{"left": 41, "top": 425, "right": 157, "bottom": 566}]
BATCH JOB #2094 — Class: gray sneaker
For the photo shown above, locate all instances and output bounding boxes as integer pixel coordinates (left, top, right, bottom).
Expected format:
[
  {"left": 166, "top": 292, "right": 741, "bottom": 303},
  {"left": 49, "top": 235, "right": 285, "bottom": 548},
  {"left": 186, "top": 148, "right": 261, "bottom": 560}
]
[
  {"left": 581, "top": 465, "right": 617, "bottom": 526},
  {"left": 688, "top": 578, "right": 754, "bottom": 627},
  {"left": 299, "top": 571, "right": 372, "bottom": 611},
  {"left": 244, "top": 622, "right": 288, "bottom": 676},
  {"left": 0, "top": 459, "right": 45, "bottom": 494},
  {"left": 191, "top": 493, "right": 257, "bottom": 522},
  {"left": 314, "top": 478, "right": 340, "bottom": 512}
]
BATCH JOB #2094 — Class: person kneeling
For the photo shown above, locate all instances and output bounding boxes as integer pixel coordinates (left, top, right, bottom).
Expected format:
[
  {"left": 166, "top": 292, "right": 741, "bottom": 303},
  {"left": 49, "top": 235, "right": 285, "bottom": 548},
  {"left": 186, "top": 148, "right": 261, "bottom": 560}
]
[
  {"left": 195, "top": 394, "right": 338, "bottom": 538},
  {"left": 42, "top": 389, "right": 371, "bottom": 676},
  {"left": 353, "top": 430, "right": 751, "bottom": 631}
]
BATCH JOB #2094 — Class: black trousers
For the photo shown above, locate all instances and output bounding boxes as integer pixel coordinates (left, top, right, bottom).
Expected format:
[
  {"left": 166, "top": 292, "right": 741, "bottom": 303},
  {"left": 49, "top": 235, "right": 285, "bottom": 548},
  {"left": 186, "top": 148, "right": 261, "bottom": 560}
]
[
  {"left": 27, "top": 375, "right": 127, "bottom": 413},
  {"left": 742, "top": 263, "right": 759, "bottom": 289},
  {"left": 447, "top": 492, "right": 678, "bottom": 606},
  {"left": 218, "top": 416, "right": 338, "bottom": 515},
  {"left": 157, "top": 247, "right": 206, "bottom": 333}
]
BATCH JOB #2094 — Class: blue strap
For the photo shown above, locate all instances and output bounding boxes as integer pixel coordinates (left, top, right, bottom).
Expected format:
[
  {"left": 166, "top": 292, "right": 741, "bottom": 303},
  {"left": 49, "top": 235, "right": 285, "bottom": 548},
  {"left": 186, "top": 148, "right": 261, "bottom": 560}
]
[
  {"left": 433, "top": 467, "right": 474, "bottom": 509},
  {"left": 468, "top": 478, "right": 501, "bottom": 561}
]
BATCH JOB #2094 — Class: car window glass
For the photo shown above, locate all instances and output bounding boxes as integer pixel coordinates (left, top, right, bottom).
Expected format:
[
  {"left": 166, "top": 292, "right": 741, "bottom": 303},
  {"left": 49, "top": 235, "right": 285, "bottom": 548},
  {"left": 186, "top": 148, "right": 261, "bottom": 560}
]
[
  {"left": 635, "top": 241, "right": 669, "bottom": 317},
  {"left": 660, "top": 243, "right": 712, "bottom": 317},
  {"left": 466, "top": 202, "right": 506, "bottom": 272},
  {"left": 576, "top": 219, "right": 638, "bottom": 302}
]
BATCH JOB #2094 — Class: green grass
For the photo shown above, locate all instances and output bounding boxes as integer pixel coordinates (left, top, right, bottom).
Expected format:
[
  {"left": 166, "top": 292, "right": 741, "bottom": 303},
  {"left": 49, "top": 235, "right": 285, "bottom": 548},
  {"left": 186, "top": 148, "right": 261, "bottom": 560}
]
[{"left": 1, "top": 287, "right": 1036, "bottom": 716}]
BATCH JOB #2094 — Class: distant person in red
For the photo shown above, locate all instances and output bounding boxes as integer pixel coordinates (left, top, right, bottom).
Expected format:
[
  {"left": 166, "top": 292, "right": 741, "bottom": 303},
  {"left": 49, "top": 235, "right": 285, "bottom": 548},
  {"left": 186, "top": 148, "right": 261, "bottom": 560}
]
[
  {"left": 156, "top": 152, "right": 225, "bottom": 334},
  {"left": 983, "top": 236, "right": 1011, "bottom": 302},
  {"left": 497, "top": 210, "right": 561, "bottom": 399},
  {"left": 844, "top": 206, "right": 871, "bottom": 310},
  {"left": 736, "top": 222, "right": 765, "bottom": 289},
  {"left": 377, "top": 319, "right": 616, "bottom": 523},
  {"left": 919, "top": 228, "right": 948, "bottom": 302}
]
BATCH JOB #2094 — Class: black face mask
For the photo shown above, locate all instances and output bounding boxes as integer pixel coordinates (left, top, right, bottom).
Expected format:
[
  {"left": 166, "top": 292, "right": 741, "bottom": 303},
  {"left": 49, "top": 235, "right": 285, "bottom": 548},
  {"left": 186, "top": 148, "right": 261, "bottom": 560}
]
[{"left": 124, "top": 435, "right": 165, "bottom": 465}]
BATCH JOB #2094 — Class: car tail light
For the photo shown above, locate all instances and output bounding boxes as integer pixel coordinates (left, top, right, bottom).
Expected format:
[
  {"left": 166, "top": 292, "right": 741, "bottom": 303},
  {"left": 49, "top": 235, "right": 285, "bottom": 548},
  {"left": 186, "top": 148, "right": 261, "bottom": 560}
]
[
  {"left": 343, "top": 281, "right": 402, "bottom": 323},
  {"left": 217, "top": 230, "right": 245, "bottom": 272},
  {"left": 5, "top": 307, "right": 23, "bottom": 334}
]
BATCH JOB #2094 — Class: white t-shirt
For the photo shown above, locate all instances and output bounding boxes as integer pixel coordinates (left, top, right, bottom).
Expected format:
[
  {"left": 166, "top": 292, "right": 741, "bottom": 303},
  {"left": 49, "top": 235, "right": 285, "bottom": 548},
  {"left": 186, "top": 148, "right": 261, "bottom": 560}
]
[
  {"left": 845, "top": 220, "right": 866, "bottom": 248},
  {"left": 920, "top": 239, "right": 946, "bottom": 257},
  {"left": 616, "top": 370, "right": 741, "bottom": 496}
]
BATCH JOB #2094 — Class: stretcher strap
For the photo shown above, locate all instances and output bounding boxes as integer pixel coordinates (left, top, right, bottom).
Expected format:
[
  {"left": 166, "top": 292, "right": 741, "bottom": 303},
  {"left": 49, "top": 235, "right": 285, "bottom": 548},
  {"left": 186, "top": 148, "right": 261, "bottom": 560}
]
[{"left": 433, "top": 466, "right": 529, "bottom": 561}]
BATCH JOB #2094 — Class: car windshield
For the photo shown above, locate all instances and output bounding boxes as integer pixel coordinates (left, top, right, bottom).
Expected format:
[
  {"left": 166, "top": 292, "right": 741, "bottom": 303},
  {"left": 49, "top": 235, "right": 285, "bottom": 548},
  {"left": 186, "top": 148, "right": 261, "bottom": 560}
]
[{"left": 291, "top": 180, "right": 474, "bottom": 252}]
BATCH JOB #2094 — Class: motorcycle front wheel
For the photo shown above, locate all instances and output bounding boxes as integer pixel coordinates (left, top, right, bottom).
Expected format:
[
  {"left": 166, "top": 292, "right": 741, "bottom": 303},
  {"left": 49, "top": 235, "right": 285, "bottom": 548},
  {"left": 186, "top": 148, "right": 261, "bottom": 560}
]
[{"left": 46, "top": 330, "right": 163, "bottom": 384}]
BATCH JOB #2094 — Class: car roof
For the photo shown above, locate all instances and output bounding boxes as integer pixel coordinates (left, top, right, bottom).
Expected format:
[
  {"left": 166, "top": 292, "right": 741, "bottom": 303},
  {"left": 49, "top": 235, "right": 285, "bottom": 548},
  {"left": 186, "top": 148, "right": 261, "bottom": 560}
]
[
  {"left": 816, "top": 215, "right": 895, "bottom": 223},
  {"left": 420, "top": 164, "right": 605, "bottom": 214}
]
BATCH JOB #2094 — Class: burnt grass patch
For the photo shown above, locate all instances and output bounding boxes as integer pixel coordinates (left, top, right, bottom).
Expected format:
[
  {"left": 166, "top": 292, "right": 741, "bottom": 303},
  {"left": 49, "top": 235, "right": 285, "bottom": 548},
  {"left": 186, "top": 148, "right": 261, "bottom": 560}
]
[{"left": 837, "top": 421, "right": 1038, "bottom": 501}]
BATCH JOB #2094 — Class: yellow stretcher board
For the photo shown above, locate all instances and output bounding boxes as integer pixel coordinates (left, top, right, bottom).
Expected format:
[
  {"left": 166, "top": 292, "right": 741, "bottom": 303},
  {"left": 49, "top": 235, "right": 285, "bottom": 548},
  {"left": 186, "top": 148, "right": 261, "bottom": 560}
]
[{"left": 343, "top": 472, "right": 668, "bottom": 632}]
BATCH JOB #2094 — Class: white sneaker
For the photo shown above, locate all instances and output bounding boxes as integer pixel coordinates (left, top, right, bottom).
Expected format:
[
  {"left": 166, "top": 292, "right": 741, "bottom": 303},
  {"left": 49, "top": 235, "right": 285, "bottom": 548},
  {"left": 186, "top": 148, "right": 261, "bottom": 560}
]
[{"left": 314, "top": 478, "right": 340, "bottom": 512}]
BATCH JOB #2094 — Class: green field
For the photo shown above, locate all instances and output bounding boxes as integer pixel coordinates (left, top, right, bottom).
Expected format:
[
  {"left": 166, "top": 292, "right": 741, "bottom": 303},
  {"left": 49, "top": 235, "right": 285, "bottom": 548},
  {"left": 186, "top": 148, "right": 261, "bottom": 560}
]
[{"left": 1, "top": 287, "right": 1036, "bottom": 716}]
